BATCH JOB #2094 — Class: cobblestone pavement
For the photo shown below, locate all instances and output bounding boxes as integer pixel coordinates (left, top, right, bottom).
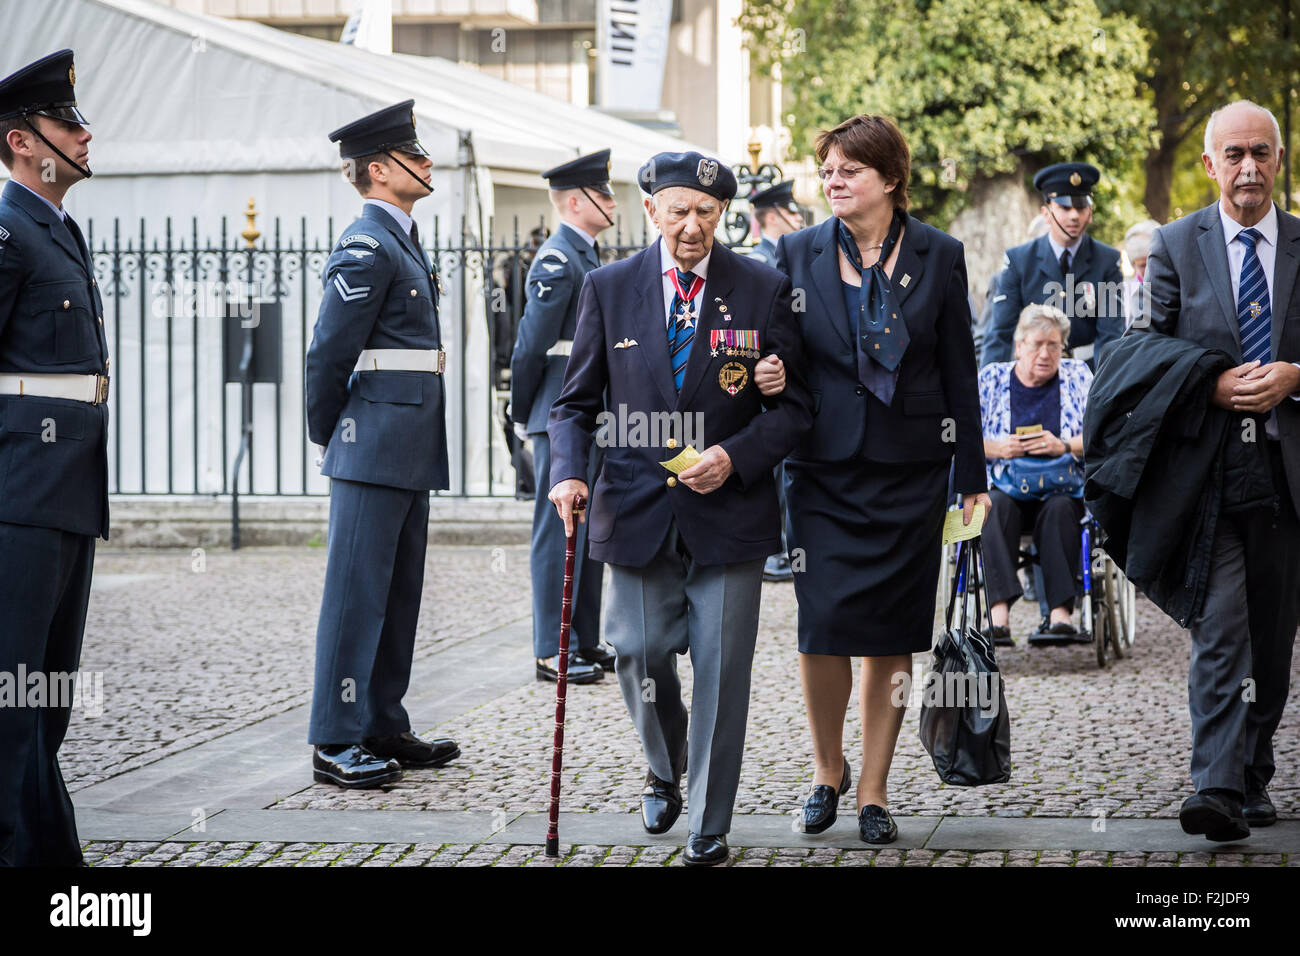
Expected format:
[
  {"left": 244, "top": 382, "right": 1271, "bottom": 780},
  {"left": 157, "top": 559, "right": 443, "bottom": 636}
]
[
  {"left": 67, "top": 544, "right": 532, "bottom": 789},
  {"left": 77, "top": 841, "right": 1294, "bottom": 867},
  {"left": 68, "top": 544, "right": 1299, "bottom": 867},
  {"left": 270, "top": 570, "right": 1299, "bottom": 821}
]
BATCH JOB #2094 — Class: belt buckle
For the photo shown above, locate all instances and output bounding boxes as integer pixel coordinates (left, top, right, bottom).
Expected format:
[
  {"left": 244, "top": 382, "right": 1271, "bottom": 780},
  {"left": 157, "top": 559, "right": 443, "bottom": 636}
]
[
  {"left": 95, "top": 374, "right": 110, "bottom": 405},
  {"left": 437, "top": 350, "right": 446, "bottom": 375}
]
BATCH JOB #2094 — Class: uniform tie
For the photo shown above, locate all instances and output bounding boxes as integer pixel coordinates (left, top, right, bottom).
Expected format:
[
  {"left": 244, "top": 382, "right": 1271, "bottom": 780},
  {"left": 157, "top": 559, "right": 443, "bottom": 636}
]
[
  {"left": 1236, "top": 228, "right": 1272, "bottom": 365},
  {"left": 1059, "top": 248, "right": 1071, "bottom": 276},
  {"left": 667, "top": 268, "right": 702, "bottom": 392}
]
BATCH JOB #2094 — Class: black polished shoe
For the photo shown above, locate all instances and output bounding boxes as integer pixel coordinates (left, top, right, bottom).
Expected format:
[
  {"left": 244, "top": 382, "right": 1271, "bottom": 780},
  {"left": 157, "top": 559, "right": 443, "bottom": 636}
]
[
  {"left": 573, "top": 642, "right": 617, "bottom": 670},
  {"left": 1244, "top": 789, "right": 1277, "bottom": 828},
  {"left": 683, "top": 832, "right": 729, "bottom": 866},
  {"left": 640, "top": 770, "right": 683, "bottom": 834},
  {"left": 800, "top": 758, "right": 851, "bottom": 835},
  {"left": 363, "top": 731, "right": 459, "bottom": 768},
  {"left": 763, "top": 553, "right": 794, "bottom": 582},
  {"left": 1179, "top": 789, "right": 1250, "bottom": 842},
  {"left": 536, "top": 653, "right": 604, "bottom": 684},
  {"left": 858, "top": 804, "right": 898, "bottom": 845},
  {"left": 312, "top": 744, "right": 402, "bottom": 789}
]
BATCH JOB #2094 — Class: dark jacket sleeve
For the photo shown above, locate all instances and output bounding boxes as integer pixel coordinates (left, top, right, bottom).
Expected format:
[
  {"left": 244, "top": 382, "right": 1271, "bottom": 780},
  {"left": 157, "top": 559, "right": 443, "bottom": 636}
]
[
  {"left": 304, "top": 241, "right": 394, "bottom": 447},
  {"left": 980, "top": 251, "right": 1022, "bottom": 367},
  {"left": 938, "top": 242, "right": 989, "bottom": 494},
  {"left": 510, "top": 253, "right": 576, "bottom": 426},
  {"left": 718, "top": 273, "right": 814, "bottom": 488},
  {"left": 1130, "top": 226, "right": 1180, "bottom": 337},
  {"left": 546, "top": 272, "right": 608, "bottom": 490},
  {"left": 1094, "top": 247, "right": 1127, "bottom": 358}
]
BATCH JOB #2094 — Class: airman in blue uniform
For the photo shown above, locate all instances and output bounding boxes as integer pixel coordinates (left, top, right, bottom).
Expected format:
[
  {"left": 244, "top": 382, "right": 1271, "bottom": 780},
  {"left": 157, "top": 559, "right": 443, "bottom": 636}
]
[
  {"left": 305, "top": 100, "right": 459, "bottom": 788},
  {"left": 980, "top": 162, "right": 1126, "bottom": 368},
  {"left": 510, "top": 150, "right": 619, "bottom": 684},
  {"left": 0, "top": 49, "right": 107, "bottom": 867}
]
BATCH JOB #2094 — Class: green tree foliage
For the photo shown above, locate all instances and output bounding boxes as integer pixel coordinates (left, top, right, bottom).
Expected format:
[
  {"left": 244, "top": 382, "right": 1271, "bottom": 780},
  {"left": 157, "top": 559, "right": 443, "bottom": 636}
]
[{"left": 740, "top": 0, "right": 1155, "bottom": 235}]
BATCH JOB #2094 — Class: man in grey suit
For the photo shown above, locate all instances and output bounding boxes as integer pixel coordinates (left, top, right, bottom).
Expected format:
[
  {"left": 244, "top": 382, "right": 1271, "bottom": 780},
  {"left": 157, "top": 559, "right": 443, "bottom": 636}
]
[
  {"left": 1137, "top": 100, "right": 1300, "bottom": 841},
  {"left": 511, "top": 150, "right": 619, "bottom": 685}
]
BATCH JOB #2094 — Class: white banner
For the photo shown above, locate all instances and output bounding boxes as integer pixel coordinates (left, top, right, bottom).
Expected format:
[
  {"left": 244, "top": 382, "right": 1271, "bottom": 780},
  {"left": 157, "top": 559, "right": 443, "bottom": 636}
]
[
  {"left": 596, "top": 0, "right": 674, "bottom": 111},
  {"left": 340, "top": 0, "right": 393, "bottom": 56}
]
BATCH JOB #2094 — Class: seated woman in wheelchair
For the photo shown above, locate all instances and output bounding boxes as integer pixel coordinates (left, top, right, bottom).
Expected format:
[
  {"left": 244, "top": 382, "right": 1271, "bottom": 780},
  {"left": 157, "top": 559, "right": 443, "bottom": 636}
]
[{"left": 977, "top": 304, "right": 1092, "bottom": 645}]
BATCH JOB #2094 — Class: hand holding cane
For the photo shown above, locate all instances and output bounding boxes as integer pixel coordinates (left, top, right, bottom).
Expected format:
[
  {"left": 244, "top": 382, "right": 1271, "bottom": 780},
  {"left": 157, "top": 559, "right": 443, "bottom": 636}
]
[{"left": 545, "top": 492, "right": 586, "bottom": 857}]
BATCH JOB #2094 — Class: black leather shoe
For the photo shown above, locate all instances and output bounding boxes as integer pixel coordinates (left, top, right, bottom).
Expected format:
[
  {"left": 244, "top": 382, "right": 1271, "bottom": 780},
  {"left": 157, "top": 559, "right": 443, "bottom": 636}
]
[
  {"left": 574, "top": 643, "right": 617, "bottom": 670},
  {"left": 536, "top": 653, "right": 603, "bottom": 684},
  {"left": 363, "top": 731, "right": 459, "bottom": 768},
  {"left": 800, "top": 758, "right": 851, "bottom": 834},
  {"left": 683, "top": 832, "right": 728, "bottom": 866},
  {"left": 858, "top": 804, "right": 898, "bottom": 845},
  {"left": 641, "top": 770, "right": 683, "bottom": 834},
  {"left": 763, "top": 553, "right": 794, "bottom": 582},
  {"left": 1244, "top": 789, "right": 1277, "bottom": 828},
  {"left": 312, "top": 745, "right": 402, "bottom": 789},
  {"left": 1179, "top": 789, "right": 1250, "bottom": 842}
]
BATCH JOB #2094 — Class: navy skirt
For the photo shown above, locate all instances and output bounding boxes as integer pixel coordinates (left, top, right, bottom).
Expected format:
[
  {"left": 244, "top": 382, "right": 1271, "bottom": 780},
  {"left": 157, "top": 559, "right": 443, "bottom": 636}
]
[{"left": 784, "top": 457, "right": 949, "bottom": 656}]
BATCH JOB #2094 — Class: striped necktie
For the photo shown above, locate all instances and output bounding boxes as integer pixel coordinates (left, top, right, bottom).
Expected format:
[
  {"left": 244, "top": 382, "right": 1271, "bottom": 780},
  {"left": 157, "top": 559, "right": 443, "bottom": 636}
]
[
  {"left": 1236, "top": 228, "right": 1272, "bottom": 365},
  {"left": 667, "top": 268, "right": 702, "bottom": 391}
]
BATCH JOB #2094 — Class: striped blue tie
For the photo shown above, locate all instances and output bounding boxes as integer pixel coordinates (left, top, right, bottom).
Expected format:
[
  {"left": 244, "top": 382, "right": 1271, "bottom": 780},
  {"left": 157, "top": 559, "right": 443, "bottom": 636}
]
[
  {"left": 1236, "top": 228, "right": 1272, "bottom": 365},
  {"left": 668, "top": 269, "right": 697, "bottom": 391}
]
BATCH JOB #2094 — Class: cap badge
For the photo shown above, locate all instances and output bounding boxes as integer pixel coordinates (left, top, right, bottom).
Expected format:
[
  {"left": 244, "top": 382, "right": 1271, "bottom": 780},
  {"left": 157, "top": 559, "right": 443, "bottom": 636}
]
[
  {"left": 697, "top": 159, "right": 718, "bottom": 187},
  {"left": 68, "top": 65, "right": 76, "bottom": 86},
  {"left": 1069, "top": 171, "right": 1082, "bottom": 186}
]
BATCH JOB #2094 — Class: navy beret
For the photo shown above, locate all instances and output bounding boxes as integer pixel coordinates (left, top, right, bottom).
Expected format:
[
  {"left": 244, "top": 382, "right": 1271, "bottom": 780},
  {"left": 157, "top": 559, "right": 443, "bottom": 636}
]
[{"left": 638, "top": 151, "right": 737, "bottom": 201}]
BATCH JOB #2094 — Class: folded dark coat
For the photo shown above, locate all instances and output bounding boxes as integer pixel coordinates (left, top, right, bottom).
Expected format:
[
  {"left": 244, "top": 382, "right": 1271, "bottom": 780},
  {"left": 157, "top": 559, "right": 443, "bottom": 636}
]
[{"left": 1082, "top": 331, "right": 1273, "bottom": 627}]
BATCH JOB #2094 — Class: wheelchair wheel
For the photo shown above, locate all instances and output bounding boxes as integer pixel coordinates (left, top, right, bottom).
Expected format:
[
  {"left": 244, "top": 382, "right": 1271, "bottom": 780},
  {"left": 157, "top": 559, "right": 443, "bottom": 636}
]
[
  {"left": 1115, "top": 574, "right": 1137, "bottom": 651},
  {"left": 1103, "top": 560, "right": 1124, "bottom": 661}
]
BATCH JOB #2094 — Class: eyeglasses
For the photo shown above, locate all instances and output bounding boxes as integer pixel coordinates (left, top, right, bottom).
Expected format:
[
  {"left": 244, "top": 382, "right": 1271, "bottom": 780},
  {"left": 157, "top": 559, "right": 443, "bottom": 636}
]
[
  {"left": 817, "top": 165, "right": 868, "bottom": 181},
  {"left": 1023, "top": 341, "right": 1064, "bottom": 354}
]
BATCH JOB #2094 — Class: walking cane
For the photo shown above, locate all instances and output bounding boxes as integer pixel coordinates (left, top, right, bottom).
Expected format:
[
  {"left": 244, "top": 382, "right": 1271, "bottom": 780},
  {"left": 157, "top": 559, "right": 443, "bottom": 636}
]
[{"left": 545, "top": 493, "right": 586, "bottom": 857}]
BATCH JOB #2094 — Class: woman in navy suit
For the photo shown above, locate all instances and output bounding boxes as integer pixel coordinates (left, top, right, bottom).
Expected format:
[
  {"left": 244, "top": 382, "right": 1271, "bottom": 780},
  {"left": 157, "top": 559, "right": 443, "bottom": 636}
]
[{"left": 771, "top": 115, "right": 990, "bottom": 843}]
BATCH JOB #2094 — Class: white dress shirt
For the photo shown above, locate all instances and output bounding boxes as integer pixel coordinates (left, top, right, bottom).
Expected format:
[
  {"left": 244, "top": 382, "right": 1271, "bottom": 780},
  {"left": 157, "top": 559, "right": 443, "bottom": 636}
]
[
  {"left": 1217, "top": 200, "right": 1296, "bottom": 433},
  {"left": 658, "top": 236, "right": 712, "bottom": 330}
]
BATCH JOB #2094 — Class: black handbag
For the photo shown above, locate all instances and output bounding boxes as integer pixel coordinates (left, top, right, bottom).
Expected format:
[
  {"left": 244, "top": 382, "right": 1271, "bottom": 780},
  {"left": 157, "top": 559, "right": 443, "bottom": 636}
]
[{"left": 918, "top": 537, "right": 1012, "bottom": 786}]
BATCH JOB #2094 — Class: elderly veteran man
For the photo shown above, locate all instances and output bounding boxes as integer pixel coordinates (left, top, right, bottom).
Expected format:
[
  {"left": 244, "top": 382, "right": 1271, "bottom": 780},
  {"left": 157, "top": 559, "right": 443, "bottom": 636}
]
[
  {"left": 1126, "top": 100, "right": 1300, "bottom": 841},
  {"left": 305, "top": 101, "right": 458, "bottom": 789},
  {"left": 511, "top": 149, "right": 619, "bottom": 685},
  {"left": 0, "top": 49, "right": 107, "bottom": 867},
  {"left": 547, "top": 151, "right": 813, "bottom": 865}
]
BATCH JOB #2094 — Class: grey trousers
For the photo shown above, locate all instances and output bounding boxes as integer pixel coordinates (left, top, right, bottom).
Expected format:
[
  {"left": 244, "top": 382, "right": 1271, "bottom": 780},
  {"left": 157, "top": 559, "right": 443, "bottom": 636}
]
[
  {"left": 605, "top": 522, "right": 764, "bottom": 836},
  {"left": 1189, "top": 443, "right": 1300, "bottom": 795}
]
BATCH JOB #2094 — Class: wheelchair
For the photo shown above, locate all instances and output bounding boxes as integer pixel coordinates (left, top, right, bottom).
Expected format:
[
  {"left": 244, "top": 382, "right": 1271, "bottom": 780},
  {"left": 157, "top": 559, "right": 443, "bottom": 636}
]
[{"left": 941, "top": 500, "right": 1136, "bottom": 668}]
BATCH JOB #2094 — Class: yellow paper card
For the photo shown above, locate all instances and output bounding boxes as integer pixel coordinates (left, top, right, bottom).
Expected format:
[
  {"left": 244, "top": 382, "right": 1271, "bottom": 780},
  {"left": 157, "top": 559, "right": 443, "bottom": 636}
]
[
  {"left": 659, "top": 445, "right": 703, "bottom": 474},
  {"left": 942, "top": 503, "right": 986, "bottom": 546},
  {"left": 1015, "top": 424, "right": 1043, "bottom": 436}
]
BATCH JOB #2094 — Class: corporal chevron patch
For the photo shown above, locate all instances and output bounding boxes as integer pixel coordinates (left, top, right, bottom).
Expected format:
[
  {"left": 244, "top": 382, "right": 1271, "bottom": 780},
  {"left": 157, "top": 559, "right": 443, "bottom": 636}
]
[
  {"left": 333, "top": 274, "right": 371, "bottom": 302},
  {"left": 0, "top": 225, "right": 9, "bottom": 242}
]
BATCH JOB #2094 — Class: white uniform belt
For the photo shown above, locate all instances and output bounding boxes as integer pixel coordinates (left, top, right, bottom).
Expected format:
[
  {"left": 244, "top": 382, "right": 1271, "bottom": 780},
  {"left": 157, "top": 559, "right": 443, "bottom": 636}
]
[
  {"left": 0, "top": 372, "right": 110, "bottom": 405},
  {"left": 354, "top": 348, "right": 446, "bottom": 374},
  {"left": 546, "top": 340, "right": 573, "bottom": 357},
  {"left": 1071, "top": 342, "right": 1095, "bottom": 361}
]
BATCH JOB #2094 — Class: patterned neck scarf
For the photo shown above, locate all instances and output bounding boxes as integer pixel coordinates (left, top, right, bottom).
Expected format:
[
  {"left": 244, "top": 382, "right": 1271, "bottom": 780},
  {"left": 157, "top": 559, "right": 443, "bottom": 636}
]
[{"left": 836, "top": 211, "right": 910, "bottom": 374}]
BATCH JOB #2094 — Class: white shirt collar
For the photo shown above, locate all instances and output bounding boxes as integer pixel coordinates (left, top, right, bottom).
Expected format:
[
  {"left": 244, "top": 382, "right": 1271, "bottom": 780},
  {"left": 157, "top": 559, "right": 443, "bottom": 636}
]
[
  {"left": 1047, "top": 232, "right": 1083, "bottom": 261},
  {"left": 365, "top": 198, "right": 413, "bottom": 236},
  {"left": 13, "top": 179, "right": 65, "bottom": 220},
  {"left": 560, "top": 220, "right": 597, "bottom": 248},
  {"left": 658, "top": 235, "right": 712, "bottom": 281},
  {"left": 1218, "top": 198, "right": 1278, "bottom": 248}
]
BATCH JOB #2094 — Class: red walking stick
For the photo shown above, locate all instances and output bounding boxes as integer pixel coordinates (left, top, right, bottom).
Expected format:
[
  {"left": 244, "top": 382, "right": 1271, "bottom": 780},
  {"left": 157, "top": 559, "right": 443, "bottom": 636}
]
[{"left": 546, "top": 493, "right": 586, "bottom": 857}]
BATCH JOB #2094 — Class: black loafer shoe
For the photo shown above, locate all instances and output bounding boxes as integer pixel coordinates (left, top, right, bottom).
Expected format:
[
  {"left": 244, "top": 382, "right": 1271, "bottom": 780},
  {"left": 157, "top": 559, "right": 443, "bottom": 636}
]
[
  {"left": 641, "top": 770, "right": 683, "bottom": 834},
  {"left": 800, "top": 758, "right": 852, "bottom": 835},
  {"left": 858, "top": 804, "right": 898, "bottom": 845},
  {"left": 363, "top": 731, "right": 460, "bottom": 768},
  {"left": 1244, "top": 789, "right": 1277, "bottom": 828},
  {"left": 312, "top": 744, "right": 402, "bottom": 789},
  {"left": 763, "top": 553, "right": 794, "bottom": 582},
  {"left": 1179, "top": 789, "right": 1250, "bottom": 842},
  {"left": 573, "top": 643, "right": 617, "bottom": 670},
  {"left": 683, "top": 832, "right": 729, "bottom": 866},
  {"left": 985, "top": 624, "right": 1014, "bottom": 647},
  {"left": 536, "top": 653, "right": 604, "bottom": 685}
]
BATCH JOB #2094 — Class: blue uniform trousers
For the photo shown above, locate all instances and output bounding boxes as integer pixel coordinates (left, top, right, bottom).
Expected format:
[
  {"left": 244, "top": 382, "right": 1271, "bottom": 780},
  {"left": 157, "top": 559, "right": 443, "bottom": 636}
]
[
  {"left": 530, "top": 432, "right": 603, "bottom": 657},
  {"left": 309, "top": 479, "right": 429, "bottom": 745},
  {"left": 0, "top": 522, "right": 94, "bottom": 866}
]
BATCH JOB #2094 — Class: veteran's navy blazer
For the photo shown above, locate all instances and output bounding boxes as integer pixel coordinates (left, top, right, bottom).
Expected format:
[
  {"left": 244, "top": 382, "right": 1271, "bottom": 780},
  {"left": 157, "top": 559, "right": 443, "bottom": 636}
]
[
  {"left": 774, "top": 215, "right": 987, "bottom": 494},
  {"left": 548, "top": 240, "right": 814, "bottom": 568}
]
